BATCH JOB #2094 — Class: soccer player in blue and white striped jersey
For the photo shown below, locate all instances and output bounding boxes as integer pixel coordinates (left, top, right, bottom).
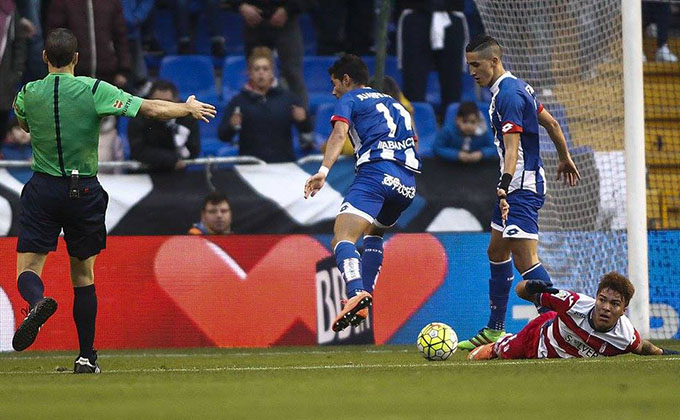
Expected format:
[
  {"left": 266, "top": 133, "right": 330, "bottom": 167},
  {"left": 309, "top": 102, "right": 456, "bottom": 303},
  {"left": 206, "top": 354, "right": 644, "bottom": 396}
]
[
  {"left": 459, "top": 35, "right": 581, "bottom": 351},
  {"left": 304, "top": 55, "right": 421, "bottom": 332}
]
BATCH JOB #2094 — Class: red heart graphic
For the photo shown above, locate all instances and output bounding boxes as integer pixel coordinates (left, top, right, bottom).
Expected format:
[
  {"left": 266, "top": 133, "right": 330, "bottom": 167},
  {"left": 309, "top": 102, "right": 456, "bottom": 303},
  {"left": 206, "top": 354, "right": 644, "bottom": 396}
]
[
  {"left": 372, "top": 234, "right": 447, "bottom": 344},
  {"left": 154, "top": 234, "right": 446, "bottom": 347}
]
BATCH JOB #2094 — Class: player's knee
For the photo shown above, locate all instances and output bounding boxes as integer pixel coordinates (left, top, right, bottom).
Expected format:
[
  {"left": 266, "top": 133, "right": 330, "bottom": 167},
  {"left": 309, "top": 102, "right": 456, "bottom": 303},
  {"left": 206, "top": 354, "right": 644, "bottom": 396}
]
[{"left": 487, "top": 245, "right": 508, "bottom": 261}]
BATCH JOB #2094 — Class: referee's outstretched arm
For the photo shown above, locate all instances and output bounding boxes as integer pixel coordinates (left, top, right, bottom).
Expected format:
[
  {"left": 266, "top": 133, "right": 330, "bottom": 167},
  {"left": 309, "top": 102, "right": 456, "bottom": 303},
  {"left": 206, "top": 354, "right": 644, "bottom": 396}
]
[{"left": 140, "top": 94, "right": 217, "bottom": 123}]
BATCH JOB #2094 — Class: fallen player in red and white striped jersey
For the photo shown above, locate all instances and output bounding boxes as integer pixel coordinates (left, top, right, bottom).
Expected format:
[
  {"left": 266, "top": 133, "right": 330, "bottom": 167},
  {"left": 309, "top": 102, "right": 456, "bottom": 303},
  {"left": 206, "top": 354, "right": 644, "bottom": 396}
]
[{"left": 468, "top": 272, "right": 678, "bottom": 360}]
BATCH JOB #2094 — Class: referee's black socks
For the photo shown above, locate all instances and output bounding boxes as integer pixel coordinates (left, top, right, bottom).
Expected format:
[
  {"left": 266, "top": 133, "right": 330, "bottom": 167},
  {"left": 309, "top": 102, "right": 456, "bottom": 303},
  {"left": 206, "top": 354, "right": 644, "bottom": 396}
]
[
  {"left": 73, "top": 284, "right": 97, "bottom": 361},
  {"left": 17, "top": 271, "right": 45, "bottom": 308}
]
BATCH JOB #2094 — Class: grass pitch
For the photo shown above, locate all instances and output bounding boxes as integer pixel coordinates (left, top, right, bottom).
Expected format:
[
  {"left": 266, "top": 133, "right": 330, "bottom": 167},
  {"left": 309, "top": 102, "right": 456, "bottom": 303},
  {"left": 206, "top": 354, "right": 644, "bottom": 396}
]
[{"left": 1, "top": 342, "right": 679, "bottom": 420}]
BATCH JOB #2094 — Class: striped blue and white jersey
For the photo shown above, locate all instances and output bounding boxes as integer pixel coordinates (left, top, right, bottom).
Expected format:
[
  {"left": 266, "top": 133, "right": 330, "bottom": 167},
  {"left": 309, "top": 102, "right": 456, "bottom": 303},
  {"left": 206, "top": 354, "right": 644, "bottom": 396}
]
[
  {"left": 331, "top": 87, "right": 421, "bottom": 173},
  {"left": 489, "top": 72, "right": 545, "bottom": 195}
]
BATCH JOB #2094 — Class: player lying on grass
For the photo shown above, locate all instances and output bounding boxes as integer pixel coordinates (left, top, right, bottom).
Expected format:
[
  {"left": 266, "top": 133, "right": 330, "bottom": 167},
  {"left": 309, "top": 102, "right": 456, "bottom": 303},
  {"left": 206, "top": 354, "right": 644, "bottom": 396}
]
[{"left": 467, "top": 271, "right": 679, "bottom": 360}]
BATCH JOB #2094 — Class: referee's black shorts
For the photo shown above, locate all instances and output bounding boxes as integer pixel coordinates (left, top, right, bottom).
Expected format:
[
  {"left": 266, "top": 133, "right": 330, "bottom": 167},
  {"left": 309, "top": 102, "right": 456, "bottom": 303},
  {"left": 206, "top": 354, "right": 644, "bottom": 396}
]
[{"left": 17, "top": 172, "right": 109, "bottom": 260}]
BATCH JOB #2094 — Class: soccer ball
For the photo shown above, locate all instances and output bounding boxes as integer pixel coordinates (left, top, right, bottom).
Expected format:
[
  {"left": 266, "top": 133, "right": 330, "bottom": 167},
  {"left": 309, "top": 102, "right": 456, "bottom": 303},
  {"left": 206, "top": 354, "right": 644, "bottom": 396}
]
[{"left": 416, "top": 322, "right": 458, "bottom": 361}]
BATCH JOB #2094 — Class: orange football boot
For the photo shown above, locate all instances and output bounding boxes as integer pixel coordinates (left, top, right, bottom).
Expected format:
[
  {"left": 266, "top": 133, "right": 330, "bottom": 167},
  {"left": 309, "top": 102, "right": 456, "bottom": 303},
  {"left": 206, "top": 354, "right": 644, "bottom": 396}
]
[
  {"left": 333, "top": 291, "right": 372, "bottom": 332},
  {"left": 467, "top": 342, "right": 496, "bottom": 360}
]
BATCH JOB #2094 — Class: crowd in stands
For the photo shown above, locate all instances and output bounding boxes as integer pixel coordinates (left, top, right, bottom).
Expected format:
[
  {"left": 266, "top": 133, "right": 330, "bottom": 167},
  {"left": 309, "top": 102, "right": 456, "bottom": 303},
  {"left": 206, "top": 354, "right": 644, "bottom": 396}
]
[{"left": 1, "top": 0, "right": 678, "bottom": 171}]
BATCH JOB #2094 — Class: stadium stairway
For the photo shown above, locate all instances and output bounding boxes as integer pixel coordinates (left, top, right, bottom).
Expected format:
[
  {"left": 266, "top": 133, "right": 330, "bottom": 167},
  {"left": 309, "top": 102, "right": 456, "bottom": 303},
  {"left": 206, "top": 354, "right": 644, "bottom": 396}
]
[{"left": 642, "top": 32, "right": 680, "bottom": 228}]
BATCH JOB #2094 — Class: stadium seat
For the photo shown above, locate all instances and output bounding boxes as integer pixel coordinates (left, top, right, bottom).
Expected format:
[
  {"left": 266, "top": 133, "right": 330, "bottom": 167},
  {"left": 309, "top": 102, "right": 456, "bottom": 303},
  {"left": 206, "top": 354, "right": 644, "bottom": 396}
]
[
  {"left": 412, "top": 102, "right": 438, "bottom": 157},
  {"left": 313, "top": 102, "right": 336, "bottom": 148},
  {"left": 303, "top": 56, "right": 336, "bottom": 111},
  {"left": 299, "top": 13, "right": 317, "bottom": 55},
  {"left": 222, "top": 56, "right": 248, "bottom": 100},
  {"left": 159, "top": 55, "right": 219, "bottom": 104},
  {"left": 362, "top": 56, "right": 402, "bottom": 86},
  {"left": 426, "top": 72, "right": 441, "bottom": 110},
  {"left": 199, "top": 103, "right": 225, "bottom": 142}
]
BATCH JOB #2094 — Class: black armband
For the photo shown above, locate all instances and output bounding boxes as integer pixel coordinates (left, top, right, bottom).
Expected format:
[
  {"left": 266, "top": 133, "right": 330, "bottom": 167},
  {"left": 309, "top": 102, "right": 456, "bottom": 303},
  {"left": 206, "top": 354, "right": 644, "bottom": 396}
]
[
  {"left": 662, "top": 348, "right": 680, "bottom": 355},
  {"left": 497, "top": 173, "right": 512, "bottom": 196}
]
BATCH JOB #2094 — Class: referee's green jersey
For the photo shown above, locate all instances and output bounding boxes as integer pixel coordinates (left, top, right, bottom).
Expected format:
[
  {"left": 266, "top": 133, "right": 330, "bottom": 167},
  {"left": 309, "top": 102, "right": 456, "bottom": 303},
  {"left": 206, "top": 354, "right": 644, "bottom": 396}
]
[{"left": 13, "top": 73, "right": 143, "bottom": 177}]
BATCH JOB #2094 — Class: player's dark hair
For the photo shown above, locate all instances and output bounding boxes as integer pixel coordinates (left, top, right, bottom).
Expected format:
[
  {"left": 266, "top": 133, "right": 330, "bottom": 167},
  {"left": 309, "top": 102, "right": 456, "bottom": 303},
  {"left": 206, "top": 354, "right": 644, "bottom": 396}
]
[
  {"left": 597, "top": 272, "right": 635, "bottom": 306},
  {"left": 328, "top": 54, "right": 369, "bottom": 85},
  {"left": 203, "top": 191, "right": 230, "bottom": 211},
  {"left": 149, "top": 80, "right": 179, "bottom": 99},
  {"left": 45, "top": 28, "right": 78, "bottom": 68},
  {"left": 465, "top": 35, "right": 502, "bottom": 58},
  {"left": 457, "top": 102, "right": 480, "bottom": 119}
]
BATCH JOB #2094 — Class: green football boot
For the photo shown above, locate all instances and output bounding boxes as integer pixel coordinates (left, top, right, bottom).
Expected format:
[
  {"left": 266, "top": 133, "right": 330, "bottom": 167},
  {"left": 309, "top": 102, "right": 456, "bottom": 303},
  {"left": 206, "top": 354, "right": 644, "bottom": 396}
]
[{"left": 458, "top": 328, "right": 506, "bottom": 351}]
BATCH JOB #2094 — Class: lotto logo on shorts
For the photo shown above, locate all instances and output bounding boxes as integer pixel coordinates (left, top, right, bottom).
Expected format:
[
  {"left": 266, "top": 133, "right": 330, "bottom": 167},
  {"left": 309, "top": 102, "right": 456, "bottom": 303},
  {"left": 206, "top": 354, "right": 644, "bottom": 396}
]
[{"left": 382, "top": 174, "right": 416, "bottom": 199}]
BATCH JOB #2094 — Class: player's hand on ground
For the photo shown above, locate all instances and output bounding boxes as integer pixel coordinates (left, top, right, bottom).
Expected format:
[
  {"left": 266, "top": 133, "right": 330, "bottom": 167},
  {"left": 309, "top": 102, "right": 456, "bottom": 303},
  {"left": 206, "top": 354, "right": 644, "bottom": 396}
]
[
  {"left": 186, "top": 95, "right": 217, "bottom": 123},
  {"left": 499, "top": 197, "right": 509, "bottom": 222},
  {"left": 304, "top": 173, "right": 326, "bottom": 199},
  {"left": 557, "top": 157, "right": 581, "bottom": 187},
  {"left": 239, "top": 3, "right": 263, "bottom": 26}
]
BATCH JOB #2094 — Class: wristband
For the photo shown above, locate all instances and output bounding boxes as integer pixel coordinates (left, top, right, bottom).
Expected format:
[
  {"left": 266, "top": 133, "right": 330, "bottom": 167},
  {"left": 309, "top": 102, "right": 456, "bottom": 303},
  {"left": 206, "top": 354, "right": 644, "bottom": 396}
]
[
  {"left": 318, "top": 166, "right": 329, "bottom": 177},
  {"left": 497, "top": 173, "right": 512, "bottom": 196}
]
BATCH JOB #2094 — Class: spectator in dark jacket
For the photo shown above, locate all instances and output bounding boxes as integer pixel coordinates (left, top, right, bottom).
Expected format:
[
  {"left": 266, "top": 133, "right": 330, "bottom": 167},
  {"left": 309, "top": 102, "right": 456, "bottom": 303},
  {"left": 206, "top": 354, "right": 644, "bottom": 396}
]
[
  {"left": 0, "top": 6, "right": 26, "bottom": 140},
  {"left": 218, "top": 46, "right": 312, "bottom": 163},
  {"left": 434, "top": 101, "right": 496, "bottom": 163},
  {"left": 129, "top": 80, "right": 201, "bottom": 171},
  {"left": 47, "top": 0, "right": 131, "bottom": 86},
  {"left": 232, "top": 0, "right": 316, "bottom": 108}
]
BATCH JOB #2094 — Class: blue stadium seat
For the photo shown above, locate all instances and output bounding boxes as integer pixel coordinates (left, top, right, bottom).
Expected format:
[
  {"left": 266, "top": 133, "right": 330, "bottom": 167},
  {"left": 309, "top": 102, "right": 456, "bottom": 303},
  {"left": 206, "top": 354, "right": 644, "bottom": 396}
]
[
  {"left": 426, "top": 72, "right": 441, "bottom": 110},
  {"left": 222, "top": 56, "right": 248, "bottom": 100},
  {"left": 461, "top": 72, "right": 477, "bottom": 102},
  {"left": 412, "top": 102, "right": 438, "bottom": 157},
  {"left": 159, "top": 55, "right": 219, "bottom": 104},
  {"left": 199, "top": 103, "right": 224, "bottom": 142},
  {"left": 303, "top": 56, "right": 336, "bottom": 111},
  {"left": 362, "top": 56, "right": 402, "bottom": 86},
  {"left": 313, "top": 102, "right": 336, "bottom": 148}
]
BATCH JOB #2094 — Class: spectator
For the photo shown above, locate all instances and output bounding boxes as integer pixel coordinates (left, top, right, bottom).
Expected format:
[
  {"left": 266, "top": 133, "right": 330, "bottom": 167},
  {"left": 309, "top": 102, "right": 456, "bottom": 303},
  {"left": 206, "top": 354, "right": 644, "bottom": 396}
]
[
  {"left": 314, "top": 0, "right": 374, "bottom": 56},
  {"left": 16, "top": 0, "right": 46, "bottom": 83},
  {"left": 129, "top": 80, "right": 200, "bottom": 171},
  {"left": 434, "top": 101, "right": 496, "bottom": 163},
  {"left": 175, "top": 0, "right": 226, "bottom": 57},
  {"left": 2, "top": 117, "right": 31, "bottom": 160},
  {"left": 397, "top": 0, "right": 468, "bottom": 113},
  {"left": 643, "top": 1, "right": 678, "bottom": 62},
  {"left": 218, "top": 46, "right": 312, "bottom": 163},
  {"left": 47, "top": 0, "right": 132, "bottom": 86},
  {"left": 233, "top": 0, "right": 316, "bottom": 108},
  {"left": 1, "top": 117, "right": 32, "bottom": 182},
  {"left": 188, "top": 191, "right": 233, "bottom": 235},
  {"left": 0, "top": 4, "right": 26, "bottom": 140},
  {"left": 97, "top": 116, "right": 125, "bottom": 174},
  {"left": 122, "top": 0, "right": 154, "bottom": 95}
]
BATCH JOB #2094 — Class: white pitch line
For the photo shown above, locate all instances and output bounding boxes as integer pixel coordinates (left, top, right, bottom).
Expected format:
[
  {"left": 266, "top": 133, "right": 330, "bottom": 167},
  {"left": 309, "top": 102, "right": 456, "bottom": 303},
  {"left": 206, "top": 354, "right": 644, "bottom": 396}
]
[
  {"left": 0, "top": 357, "right": 678, "bottom": 376},
  {"left": 0, "top": 348, "right": 410, "bottom": 361}
]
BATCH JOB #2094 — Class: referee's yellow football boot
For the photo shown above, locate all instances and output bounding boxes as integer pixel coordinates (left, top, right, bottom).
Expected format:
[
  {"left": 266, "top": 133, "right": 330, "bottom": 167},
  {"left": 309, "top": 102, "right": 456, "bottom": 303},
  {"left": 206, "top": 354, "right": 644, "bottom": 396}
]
[
  {"left": 458, "top": 328, "right": 506, "bottom": 351},
  {"left": 12, "top": 297, "right": 58, "bottom": 351}
]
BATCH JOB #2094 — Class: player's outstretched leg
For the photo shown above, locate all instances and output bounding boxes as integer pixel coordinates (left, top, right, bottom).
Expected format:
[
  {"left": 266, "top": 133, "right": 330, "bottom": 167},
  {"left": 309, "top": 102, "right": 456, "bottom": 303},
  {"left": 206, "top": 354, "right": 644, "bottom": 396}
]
[
  {"left": 12, "top": 271, "right": 58, "bottom": 351},
  {"left": 467, "top": 342, "right": 497, "bottom": 360},
  {"left": 459, "top": 258, "right": 513, "bottom": 351},
  {"left": 332, "top": 240, "right": 372, "bottom": 332}
]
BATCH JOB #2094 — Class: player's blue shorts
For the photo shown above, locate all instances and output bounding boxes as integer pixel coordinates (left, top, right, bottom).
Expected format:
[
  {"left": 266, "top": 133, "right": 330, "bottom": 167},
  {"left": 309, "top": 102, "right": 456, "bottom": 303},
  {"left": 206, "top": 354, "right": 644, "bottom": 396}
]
[
  {"left": 491, "top": 189, "right": 545, "bottom": 240},
  {"left": 339, "top": 160, "right": 416, "bottom": 228}
]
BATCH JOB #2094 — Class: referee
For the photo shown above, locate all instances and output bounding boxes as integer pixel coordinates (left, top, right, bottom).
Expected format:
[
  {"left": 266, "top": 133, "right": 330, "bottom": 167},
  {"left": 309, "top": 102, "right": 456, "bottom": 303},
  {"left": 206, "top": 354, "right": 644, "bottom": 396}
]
[{"left": 11, "top": 28, "right": 216, "bottom": 373}]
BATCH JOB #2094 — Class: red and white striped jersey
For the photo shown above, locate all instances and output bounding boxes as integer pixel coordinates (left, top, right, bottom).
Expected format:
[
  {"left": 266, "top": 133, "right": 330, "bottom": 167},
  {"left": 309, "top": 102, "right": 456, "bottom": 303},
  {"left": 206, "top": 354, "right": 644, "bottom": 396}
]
[{"left": 536, "top": 290, "right": 641, "bottom": 358}]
